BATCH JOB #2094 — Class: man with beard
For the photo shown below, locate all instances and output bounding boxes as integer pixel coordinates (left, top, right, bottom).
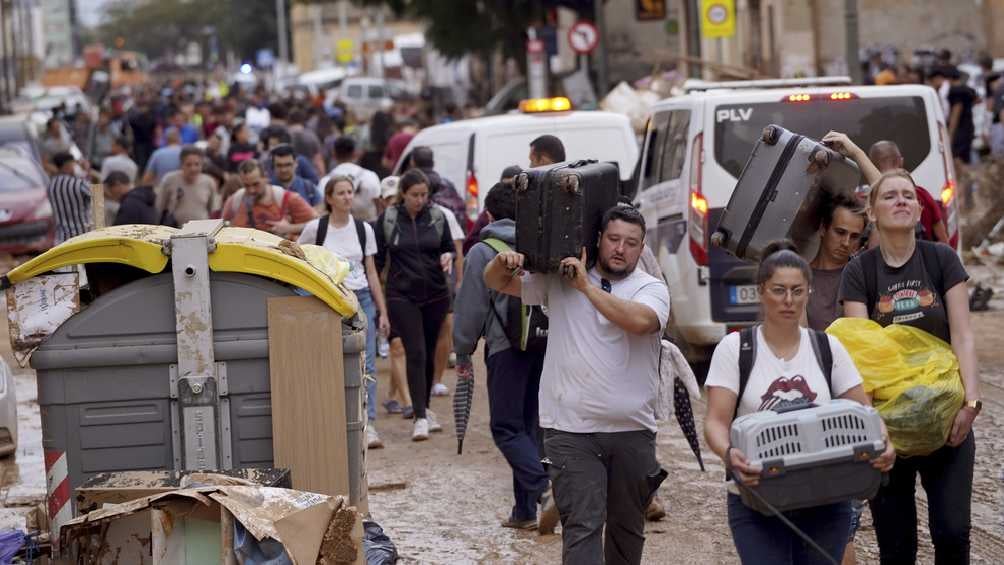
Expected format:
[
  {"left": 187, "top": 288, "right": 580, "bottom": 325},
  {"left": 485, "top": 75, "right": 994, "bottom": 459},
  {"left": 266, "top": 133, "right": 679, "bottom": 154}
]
[
  {"left": 484, "top": 204, "right": 670, "bottom": 565},
  {"left": 222, "top": 159, "right": 316, "bottom": 238}
]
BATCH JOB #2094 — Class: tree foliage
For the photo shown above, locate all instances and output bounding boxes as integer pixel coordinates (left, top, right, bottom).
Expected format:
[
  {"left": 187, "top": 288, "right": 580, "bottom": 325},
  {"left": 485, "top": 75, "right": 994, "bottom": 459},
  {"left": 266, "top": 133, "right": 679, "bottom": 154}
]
[{"left": 96, "top": 0, "right": 285, "bottom": 64}]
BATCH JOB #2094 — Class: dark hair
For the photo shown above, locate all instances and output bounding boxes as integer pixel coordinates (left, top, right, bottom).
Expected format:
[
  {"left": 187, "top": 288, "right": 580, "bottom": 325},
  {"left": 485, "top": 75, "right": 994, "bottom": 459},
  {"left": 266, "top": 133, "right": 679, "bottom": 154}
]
[
  {"left": 500, "top": 165, "right": 522, "bottom": 182},
  {"left": 267, "top": 102, "right": 288, "bottom": 121},
  {"left": 113, "top": 136, "right": 131, "bottom": 150},
  {"left": 600, "top": 203, "right": 646, "bottom": 235},
  {"left": 237, "top": 158, "right": 263, "bottom": 176},
  {"left": 756, "top": 241, "right": 811, "bottom": 286},
  {"left": 288, "top": 108, "right": 306, "bottom": 125},
  {"left": 485, "top": 182, "right": 515, "bottom": 221},
  {"left": 399, "top": 168, "right": 430, "bottom": 194},
  {"left": 270, "top": 143, "right": 296, "bottom": 162},
  {"left": 412, "top": 146, "right": 435, "bottom": 169},
  {"left": 203, "top": 163, "right": 225, "bottom": 187},
  {"left": 103, "top": 171, "right": 130, "bottom": 187},
  {"left": 820, "top": 192, "right": 866, "bottom": 228},
  {"left": 333, "top": 136, "right": 356, "bottom": 159},
  {"left": 53, "top": 151, "right": 75, "bottom": 169},
  {"left": 530, "top": 135, "right": 566, "bottom": 163},
  {"left": 180, "top": 145, "right": 204, "bottom": 161},
  {"left": 262, "top": 125, "right": 291, "bottom": 146}
]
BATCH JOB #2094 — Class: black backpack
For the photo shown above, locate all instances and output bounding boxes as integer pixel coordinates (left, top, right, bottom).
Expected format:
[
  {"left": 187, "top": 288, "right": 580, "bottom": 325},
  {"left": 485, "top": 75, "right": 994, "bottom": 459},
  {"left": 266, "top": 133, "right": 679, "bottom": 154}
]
[
  {"left": 482, "top": 237, "right": 548, "bottom": 354},
  {"left": 315, "top": 214, "right": 367, "bottom": 251},
  {"left": 735, "top": 325, "right": 833, "bottom": 418}
]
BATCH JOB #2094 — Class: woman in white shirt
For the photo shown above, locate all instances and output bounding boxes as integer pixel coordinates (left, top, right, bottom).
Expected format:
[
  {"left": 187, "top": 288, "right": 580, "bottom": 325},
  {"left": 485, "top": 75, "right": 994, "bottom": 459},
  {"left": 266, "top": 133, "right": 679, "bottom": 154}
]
[
  {"left": 703, "top": 241, "right": 895, "bottom": 565},
  {"left": 299, "top": 175, "right": 390, "bottom": 448}
]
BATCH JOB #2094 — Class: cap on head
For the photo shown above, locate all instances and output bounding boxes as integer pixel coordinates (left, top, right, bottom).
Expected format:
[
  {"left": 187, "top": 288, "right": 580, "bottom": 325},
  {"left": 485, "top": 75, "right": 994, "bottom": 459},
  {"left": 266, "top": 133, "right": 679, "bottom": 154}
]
[{"left": 381, "top": 176, "right": 400, "bottom": 199}]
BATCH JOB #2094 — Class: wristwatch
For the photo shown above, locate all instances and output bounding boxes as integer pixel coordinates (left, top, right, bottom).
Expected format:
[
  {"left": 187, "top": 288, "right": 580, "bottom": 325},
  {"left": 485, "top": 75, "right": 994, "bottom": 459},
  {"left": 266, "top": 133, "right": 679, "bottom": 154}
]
[{"left": 965, "top": 399, "right": 983, "bottom": 414}]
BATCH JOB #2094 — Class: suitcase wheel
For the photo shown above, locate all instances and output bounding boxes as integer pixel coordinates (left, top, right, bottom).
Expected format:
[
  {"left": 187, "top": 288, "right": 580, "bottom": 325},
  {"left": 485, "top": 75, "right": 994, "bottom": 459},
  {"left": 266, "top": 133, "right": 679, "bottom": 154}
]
[
  {"left": 710, "top": 230, "right": 726, "bottom": 247},
  {"left": 560, "top": 175, "right": 580, "bottom": 194},
  {"left": 811, "top": 148, "right": 831, "bottom": 167},
  {"left": 761, "top": 125, "right": 781, "bottom": 146}
]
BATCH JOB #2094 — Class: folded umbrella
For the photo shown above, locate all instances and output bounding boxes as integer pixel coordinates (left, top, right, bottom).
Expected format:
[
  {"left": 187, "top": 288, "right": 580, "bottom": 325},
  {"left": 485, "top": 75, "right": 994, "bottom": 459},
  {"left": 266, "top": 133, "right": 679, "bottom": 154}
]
[
  {"left": 674, "top": 378, "right": 705, "bottom": 471},
  {"left": 453, "top": 356, "right": 475, "bottom": 455}
]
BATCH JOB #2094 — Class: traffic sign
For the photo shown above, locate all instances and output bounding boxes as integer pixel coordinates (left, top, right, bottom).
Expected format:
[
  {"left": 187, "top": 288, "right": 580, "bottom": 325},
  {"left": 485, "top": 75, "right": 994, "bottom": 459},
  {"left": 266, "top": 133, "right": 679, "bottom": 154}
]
[
  {"left": 568, "top": 20, "right": 599, "bottom": 55},
  {"left": 700, "top": 0, "right": 736, "bottom": 39}
]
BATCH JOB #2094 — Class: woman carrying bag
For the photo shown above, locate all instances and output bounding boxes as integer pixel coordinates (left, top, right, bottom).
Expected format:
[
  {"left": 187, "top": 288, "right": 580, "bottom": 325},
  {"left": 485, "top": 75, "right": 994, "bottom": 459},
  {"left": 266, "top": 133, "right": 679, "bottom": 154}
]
[
  {"left": 703, "top": 242, "right": 895, "bottom": 564},
  {"left": 827, "top": 131, "right": 981, "bottom": 565}
]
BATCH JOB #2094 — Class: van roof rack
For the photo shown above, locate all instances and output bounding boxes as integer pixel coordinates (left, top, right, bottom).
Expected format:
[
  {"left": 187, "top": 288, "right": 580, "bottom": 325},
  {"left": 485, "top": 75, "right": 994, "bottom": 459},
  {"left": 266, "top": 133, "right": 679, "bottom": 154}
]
[{"left": 683, "top": 76, "right": 853, "bottom": 93}]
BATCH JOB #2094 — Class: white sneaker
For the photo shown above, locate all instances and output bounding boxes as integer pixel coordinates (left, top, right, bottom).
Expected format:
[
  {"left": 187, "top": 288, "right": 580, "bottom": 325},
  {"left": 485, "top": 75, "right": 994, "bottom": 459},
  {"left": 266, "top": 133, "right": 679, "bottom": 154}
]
[
  {"left": 432, "top": 383, "right": 450, "bottom": 397},
  {"left": 367, "top": 425, "right": 384, "bottom": 449},
  {"left": 412, "top": 418, "right": 430, "bottom": 441},
  {"left": 427, "top": 409, "right": 444, "bottom": 433}
]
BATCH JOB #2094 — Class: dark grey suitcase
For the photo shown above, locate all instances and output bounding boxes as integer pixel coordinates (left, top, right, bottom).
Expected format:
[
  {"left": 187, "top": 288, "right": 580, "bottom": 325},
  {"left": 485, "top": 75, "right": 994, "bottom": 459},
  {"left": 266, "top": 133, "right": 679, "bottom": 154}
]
[
  {"left": 514, "top": 160, "right": 621, "bottom": 273},
  {"left": 710, "top": 125, "right": 861, "bottom": 261}
]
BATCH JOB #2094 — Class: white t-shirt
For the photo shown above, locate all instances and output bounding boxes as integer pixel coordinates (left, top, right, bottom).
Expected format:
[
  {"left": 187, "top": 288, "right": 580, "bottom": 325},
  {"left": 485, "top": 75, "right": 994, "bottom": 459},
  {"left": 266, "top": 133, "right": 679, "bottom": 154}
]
[
  {"left": 435, "top": 203, "right": 464, "bottom": 241},
  {"left": 319, "top": 163, "right": 382, "bottom": 222},
  {"left": 705, "top": 327, "right": 862, "bottom": 418},
  {"left": 522, "top": 267, "right": 670, "bottom": 433},
  {"left": 297, "top": 216, "right": 377, "bottom": 291}
]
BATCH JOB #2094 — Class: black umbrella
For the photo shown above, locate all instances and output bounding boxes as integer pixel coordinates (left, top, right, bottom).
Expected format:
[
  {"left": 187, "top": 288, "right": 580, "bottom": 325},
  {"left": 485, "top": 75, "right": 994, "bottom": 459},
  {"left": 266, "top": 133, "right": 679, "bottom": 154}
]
[
  {"left": 674, "top": 378, "right": 705, "bottom": 471},
  {"left": 453, "top": 358, "right": 475, "bottom": 455}
]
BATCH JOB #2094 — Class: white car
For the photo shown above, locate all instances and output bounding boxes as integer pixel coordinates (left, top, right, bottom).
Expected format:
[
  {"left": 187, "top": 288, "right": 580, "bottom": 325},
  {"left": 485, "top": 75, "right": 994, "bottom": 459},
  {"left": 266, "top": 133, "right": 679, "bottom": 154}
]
[
  {"left": 328, "top": 78, "right": 408, "bottom": 122},
  {"left": 393, "top": 104, "right": 639, "bottom": 221},
  {"left": 633, "top": 78, "right": 960, "bottom": 361}
]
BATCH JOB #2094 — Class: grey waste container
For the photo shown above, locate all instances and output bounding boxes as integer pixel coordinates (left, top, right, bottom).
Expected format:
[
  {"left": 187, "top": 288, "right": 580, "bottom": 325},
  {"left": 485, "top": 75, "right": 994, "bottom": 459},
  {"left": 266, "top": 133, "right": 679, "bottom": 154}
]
[{"left": 31, "top": 272, "right": 366, "bottom": 512}]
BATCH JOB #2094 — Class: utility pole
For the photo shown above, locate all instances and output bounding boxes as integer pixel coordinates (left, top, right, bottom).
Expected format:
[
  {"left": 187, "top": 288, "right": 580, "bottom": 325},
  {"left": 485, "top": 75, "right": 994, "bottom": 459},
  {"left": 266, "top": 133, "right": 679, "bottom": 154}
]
[
  {"left": 593, "top": 0, "right": 608, "bottom": 96},
  {"left": 312, "top": 4, "right": 324, "bottom": 70},
  {"left": 844, "top": 0, "right": 861, "bottom": 83},
  {"left": 275, "top": 0, "right": 289, "bottom": 73}
]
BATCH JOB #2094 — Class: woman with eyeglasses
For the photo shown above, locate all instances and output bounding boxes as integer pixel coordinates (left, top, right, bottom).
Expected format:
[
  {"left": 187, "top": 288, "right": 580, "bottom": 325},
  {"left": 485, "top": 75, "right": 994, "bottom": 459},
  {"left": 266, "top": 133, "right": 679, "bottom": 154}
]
[{"left": 703, "top": 241, "right": 895, "bottom": 564}]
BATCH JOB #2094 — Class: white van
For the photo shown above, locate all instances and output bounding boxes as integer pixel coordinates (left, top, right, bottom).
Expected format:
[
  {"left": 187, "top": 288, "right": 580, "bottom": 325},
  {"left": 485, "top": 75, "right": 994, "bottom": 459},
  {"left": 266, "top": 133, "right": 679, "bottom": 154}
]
[
  {"left": 329, "top": 78, "right": 408, "bottom": 121},
  {"left": 393, "top": 106, "right": 639, "bottom": 221},
  {"left": 633, "top": 78, "right": 960, "bottom": 361}
]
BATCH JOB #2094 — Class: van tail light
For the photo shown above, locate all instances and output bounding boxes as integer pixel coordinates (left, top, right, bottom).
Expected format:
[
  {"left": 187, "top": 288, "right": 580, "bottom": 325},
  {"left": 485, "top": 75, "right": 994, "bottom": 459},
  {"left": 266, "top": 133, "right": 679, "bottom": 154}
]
[
  {"left": 937, "top": 122, "right": 960, "bottom": 247},
  {"left": 465, "top": 170, "right": 479, "bottom": 223},
  {"left": 688, "top": 133, "right": 709, "bottom": 266}
]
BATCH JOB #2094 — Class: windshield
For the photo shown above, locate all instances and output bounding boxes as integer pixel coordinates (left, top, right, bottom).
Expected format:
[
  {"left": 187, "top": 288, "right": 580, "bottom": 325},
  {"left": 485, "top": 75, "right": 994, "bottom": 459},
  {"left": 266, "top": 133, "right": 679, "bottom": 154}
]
[
  {"left": 714, "top": 96, "right": 931, "bottom": 179},
  {"left": 0, "top": 149, "right": 46, "bottom": 192}
]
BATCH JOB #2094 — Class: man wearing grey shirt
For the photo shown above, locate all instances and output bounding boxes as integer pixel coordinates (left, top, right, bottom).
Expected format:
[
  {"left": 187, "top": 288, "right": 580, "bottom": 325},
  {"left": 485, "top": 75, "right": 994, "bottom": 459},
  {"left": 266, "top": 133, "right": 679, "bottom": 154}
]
[{"left": 485, "top": 204, "right": 670, "bottom": 565}]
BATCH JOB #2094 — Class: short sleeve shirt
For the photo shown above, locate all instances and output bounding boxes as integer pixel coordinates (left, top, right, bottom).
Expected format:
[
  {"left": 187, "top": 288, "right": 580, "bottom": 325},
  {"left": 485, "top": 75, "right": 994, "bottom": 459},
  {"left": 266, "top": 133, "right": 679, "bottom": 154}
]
[
  {"left": 155, "top": 172, "right": 218, "bottom": 225},
  {"left": 807, "top": 267, "right": 843, "bottom": 332},
  {"left": 297, "top": 217, "right": 377, "bottom": 291},
  {"left": 521, "top": 268, "right": 670, "bottom": 433},
  {"left": 706, "top": 327, "right": 862, "bottom": 418},
  {"left": 839, "top": 243, "right": 968, "bottom": 343},
  {"left": 223, "top": 188, "right": 317, "bottom": 236}
]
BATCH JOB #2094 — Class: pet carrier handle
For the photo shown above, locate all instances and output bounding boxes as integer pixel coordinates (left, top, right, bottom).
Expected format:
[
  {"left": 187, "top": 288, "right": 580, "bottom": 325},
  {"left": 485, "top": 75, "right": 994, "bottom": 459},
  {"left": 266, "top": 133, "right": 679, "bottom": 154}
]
[{"left": 771, "top": 402, "right": 818, "bottom": 414}]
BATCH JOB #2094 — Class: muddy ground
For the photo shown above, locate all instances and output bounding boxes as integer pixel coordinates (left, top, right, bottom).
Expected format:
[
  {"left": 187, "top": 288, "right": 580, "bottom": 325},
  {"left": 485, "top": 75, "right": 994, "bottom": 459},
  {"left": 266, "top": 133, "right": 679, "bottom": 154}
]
[{"left": 0, "top": 269, "right": 1001, "bottom": 564}]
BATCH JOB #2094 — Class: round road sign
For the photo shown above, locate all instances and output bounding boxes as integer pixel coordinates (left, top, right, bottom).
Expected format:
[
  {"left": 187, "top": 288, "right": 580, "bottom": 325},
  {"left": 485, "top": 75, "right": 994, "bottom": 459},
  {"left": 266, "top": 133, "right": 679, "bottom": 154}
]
[
  {"left": 568, "top": 20, "right": 599, "bottom": 55},
  {"left": 706, "top": 3, "right": 729, "bottom": 24}
]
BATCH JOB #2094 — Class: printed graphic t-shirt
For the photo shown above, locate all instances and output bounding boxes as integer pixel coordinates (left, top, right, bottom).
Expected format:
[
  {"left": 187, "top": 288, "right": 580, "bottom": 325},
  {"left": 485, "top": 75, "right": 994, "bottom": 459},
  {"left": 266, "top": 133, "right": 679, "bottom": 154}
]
[
  {"left": 706, "top": 327, "right": 862, "bottom": 418},
  {"left": 839, "top": 243, "right": 968, "bottom": 343}
]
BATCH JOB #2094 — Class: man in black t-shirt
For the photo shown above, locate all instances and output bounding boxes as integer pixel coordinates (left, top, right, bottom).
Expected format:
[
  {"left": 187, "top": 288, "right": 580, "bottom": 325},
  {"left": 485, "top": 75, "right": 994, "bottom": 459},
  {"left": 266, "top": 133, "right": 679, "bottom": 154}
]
[{"left": 946, "top": 68, "right": 977, "bottom": 164}]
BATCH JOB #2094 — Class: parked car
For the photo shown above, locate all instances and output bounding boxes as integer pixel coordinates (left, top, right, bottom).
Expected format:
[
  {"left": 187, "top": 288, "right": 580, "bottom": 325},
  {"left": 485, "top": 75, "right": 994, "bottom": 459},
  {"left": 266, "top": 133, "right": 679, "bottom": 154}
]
[
  {"left": 327, "top": 77, "right": 408, "bottom": 121},
  {"left": 633, "top": 77, "right": 959, "bottom": 361},
  {"left": 0, "top": 359, "right": 17, "bottom": 457},
  {"left": 0, "top": 141, "right": 54, "bottom": 256}
]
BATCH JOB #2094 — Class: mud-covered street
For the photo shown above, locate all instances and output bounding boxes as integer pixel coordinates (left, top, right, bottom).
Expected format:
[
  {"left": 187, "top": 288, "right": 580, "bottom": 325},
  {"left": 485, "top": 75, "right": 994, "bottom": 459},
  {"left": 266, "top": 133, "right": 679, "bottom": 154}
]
[{"left": 0, "top": 272, "right": 1001, "bottom": 563}]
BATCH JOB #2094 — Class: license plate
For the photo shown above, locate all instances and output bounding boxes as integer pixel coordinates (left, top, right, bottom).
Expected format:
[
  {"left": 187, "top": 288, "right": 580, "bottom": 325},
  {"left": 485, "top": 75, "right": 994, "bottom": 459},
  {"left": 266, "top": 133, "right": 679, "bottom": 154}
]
[{"left": 729, "top": 285, "right": 760, "bottom": 305}]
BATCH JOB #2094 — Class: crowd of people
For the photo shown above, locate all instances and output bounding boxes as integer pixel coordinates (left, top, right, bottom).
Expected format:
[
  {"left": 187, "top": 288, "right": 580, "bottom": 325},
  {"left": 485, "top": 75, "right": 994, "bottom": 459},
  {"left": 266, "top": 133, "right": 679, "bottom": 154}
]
[{"left": 38, "top": 77, "right": 982, "bottom": 565}]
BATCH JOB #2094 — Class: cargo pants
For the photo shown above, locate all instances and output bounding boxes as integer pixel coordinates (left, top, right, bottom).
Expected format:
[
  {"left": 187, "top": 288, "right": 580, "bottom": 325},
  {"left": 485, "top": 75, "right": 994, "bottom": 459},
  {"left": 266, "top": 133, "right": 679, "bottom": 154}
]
[{"left": 542, "top": 428, "right": 667, "bottom": 565}]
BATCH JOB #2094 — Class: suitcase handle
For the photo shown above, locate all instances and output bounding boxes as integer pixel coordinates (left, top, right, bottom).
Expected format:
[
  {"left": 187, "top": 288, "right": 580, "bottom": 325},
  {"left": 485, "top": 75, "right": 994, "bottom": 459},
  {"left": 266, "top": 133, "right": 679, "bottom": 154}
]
[{"left": 772, "top": 402, "right": 818, "bottom": 414}]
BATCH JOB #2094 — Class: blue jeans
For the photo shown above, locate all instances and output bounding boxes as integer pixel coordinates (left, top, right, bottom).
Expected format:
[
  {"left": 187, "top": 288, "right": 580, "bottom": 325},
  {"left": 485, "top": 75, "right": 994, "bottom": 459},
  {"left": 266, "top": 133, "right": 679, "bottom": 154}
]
[
  {"left": 485, "top": 348, "right": 549, "bottom": 521},
  {"left": 354, "top": 288, "right": 378, "bottom": 423},
  {"left": 728, "top": 494, "right": 851, "bottom": 564}
]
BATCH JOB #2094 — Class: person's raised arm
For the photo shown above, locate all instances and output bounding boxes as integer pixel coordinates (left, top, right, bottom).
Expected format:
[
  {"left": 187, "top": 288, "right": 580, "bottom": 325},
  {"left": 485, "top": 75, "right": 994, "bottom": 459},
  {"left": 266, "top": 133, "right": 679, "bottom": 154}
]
[
  {"left": 559, "top": 249, "right": 662, "bottom": 336},
  {"left": 821, "top": 131, "right": 882, "bottom": 186},
  {"left": 484, "top": 251, "right": 524, "bottom": 297}
]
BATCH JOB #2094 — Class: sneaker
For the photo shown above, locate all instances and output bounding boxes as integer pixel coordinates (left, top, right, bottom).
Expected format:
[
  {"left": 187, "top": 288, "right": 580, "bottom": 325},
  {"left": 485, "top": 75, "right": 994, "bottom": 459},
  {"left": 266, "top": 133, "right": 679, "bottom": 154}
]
[
  {"left": 402, "top": 406, "right": 414, "bottom": 419},
  {"left": 431, "top": 383, "right": 450, "bottom": 397},
  {"left": 538, "top": 490, "right": 559, "bottom": 535},
  {"left": 382, "top": 399, "right": 402, "bottom": 414},
  {"left": 367, "top": 425, "right": 384, "bottom": 449},
  {"left": 646, "top": 494, "right": 666, "bottom": 521},
  {"left": 501, "top": 515, "right": 537, "bottom": 530},
  {"left": 427, "top": 409, "right": 444, "bottom": 433},
  {"left": 412, "top": 418, "right": 430, "bottom": 442}
]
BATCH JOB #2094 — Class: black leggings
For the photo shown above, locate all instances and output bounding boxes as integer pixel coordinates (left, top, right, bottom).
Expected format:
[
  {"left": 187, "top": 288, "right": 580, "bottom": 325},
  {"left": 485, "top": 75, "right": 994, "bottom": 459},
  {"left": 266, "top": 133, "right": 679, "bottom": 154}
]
[{"left": 388, "top": 295, "right": 450, "bottom": 419}]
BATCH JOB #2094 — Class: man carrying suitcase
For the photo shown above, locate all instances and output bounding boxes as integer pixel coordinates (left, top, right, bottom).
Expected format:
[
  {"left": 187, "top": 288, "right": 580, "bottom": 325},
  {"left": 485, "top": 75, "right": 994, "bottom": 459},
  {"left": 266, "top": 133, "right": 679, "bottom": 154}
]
[{"left": 484, "top": 204, "right": 670, "bottom": 565}]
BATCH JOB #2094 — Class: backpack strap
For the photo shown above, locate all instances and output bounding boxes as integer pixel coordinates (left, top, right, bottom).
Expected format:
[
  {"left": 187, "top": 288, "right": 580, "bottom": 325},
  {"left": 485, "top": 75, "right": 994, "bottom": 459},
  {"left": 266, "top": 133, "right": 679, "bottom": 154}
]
[
  {"left": 428, "top": 205, "right": 446, "bottom": 242},
  {"left": 316, "top": 215, "right": 329, "bottom": 246},
  {"left": 383, "top": 206, "right": 399, "bottom": 245},
  {"left": 354, "top": 217, "right": 367, "bottom": 253},
  {"left": 808, "top": 329, "right": 833, "bottom": 390},
  {"left": 482, "top": 237, "right": 515, "bottom": 345},
  {"left": 735, "top": 326, "right": 757, "bottom": 419}
]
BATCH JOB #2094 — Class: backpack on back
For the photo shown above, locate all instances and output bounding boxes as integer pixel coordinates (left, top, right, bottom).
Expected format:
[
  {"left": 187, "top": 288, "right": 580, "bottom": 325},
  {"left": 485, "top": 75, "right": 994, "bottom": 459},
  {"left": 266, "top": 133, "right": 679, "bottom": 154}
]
[
  {"left": 382, "top": 205, "right": 446, "bottom": 246},
  {"left": 429, "top": 175, "right": 467, "bottom": 233},
  {"left": 314, "top": 214, "right": 368, "bottom": 252},
  {"left": 482, "top": 237, "right": 548, "bottom": 353}
]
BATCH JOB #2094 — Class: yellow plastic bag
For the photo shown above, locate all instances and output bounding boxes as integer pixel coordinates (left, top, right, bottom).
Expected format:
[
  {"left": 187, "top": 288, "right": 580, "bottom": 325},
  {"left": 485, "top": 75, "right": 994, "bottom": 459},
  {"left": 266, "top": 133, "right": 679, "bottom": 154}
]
[{"left": 827, "top": 318, "right": 964, "bottom": 456}]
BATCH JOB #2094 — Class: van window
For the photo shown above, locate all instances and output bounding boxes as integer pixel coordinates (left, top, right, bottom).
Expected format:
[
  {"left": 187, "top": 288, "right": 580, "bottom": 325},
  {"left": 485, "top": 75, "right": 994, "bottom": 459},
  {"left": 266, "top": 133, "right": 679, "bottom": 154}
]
[
  {"left": 368, "top": 85, "right": 385, "bottom": 99},
  {"left": 713, "top": 96, "right": 931, "bottom": 179},
  {"left": 346, "top": 84, "right": 363, "bottom": 98},
  {"left": 642, "top": 110, "right": 690, "bottom": 190}
]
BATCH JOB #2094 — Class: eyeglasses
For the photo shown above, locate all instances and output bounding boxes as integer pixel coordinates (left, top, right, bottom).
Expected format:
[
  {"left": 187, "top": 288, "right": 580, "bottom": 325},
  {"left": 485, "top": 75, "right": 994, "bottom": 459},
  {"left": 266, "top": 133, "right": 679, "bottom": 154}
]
[
  {"left": 765, "top": 286, "right": 808, "bottom": 299},
  {"left": 601, "top": 278, "right": 612, "bottom": 293}
]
